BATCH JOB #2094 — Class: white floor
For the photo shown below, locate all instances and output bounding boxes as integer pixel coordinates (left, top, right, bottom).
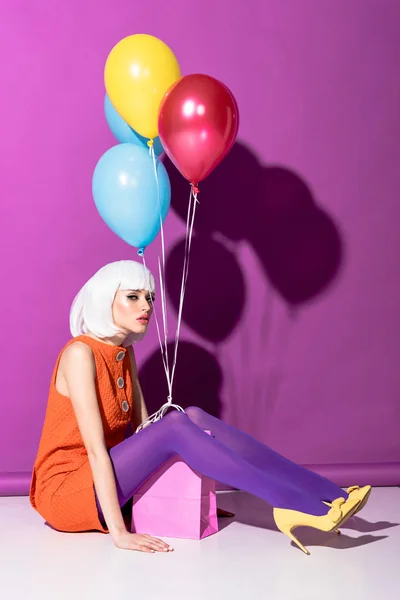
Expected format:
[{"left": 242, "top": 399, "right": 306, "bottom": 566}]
[{"left": 0, "top": 488, "right": 399, "bottom": 599}]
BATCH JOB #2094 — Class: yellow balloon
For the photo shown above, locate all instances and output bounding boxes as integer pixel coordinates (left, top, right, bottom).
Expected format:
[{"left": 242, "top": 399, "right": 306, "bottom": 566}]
[{"left": 104, "top": 34, "right": 181, "bottom": 139}]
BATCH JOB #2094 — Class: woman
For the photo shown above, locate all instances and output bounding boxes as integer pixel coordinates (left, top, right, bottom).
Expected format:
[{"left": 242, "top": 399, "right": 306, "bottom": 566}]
[{"left": 30, "top": 260, "right": 371, "bottom": 555}]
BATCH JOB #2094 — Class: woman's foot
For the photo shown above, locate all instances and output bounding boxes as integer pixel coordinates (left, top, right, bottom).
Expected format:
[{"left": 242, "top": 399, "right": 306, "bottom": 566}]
[{"left": 273, "top": 495, "right": 362, "bottom": 555}]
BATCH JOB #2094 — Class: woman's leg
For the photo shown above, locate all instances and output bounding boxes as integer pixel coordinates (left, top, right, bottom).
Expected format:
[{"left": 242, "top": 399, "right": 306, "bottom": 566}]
[
  {"left": 96, "top": 411, "right": 340, "bottom": 523},
  {"left": 184, "top": 406, "right": 348, "bottom": 504}
]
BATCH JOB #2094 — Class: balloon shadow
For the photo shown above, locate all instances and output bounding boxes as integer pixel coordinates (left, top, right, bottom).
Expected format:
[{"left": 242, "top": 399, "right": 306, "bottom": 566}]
[
  {"left": 165, "top": 236, "right": 246, "bottom": 343},
  {"left": 165, "top": 141, "right": 344, "bottom": 307},
  {"left": 138, "top": 341, "right": 223, "bottom": 418}
]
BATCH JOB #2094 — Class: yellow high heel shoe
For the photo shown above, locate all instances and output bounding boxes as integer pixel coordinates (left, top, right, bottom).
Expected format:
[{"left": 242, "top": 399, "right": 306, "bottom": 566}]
[
  {"left": 347, "top": 485, "right": 372, "bottom": 514},
  {"left": 325, "top": 485, "right": 372, "bottom": 534},
  {"left": 273, "top": 496, "right": 361, "bottom": 555}
]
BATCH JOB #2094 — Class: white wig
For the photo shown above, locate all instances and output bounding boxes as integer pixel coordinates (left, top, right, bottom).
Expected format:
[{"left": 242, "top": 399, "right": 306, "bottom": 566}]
[{"left": 70, "top": 260, "right": 155, "bottom": 346}]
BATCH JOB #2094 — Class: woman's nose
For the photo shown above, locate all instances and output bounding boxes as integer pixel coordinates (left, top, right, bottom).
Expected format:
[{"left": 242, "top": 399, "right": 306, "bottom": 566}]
[{"left": 141, "top": 299, "right": 151, "bottom": 312}]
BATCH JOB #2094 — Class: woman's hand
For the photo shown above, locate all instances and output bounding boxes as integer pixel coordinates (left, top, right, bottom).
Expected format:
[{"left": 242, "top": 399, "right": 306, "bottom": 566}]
[{"left": 113, "top": 530, "right": 173, "bottom": 553}]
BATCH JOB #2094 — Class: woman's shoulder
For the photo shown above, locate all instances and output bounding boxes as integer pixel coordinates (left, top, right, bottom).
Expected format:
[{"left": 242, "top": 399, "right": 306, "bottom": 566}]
[
  {"left": 59, "top": 338, "right": 95, "bottom": 369},
  {"left": 52, "top": 339, "right": 96, "bottom": 395}
]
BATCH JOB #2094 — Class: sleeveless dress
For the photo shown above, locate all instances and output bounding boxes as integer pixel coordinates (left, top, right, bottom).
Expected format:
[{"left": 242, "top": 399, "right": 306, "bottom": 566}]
[{"left": 30, "top": 335, "right": 134, "bottom": 533}]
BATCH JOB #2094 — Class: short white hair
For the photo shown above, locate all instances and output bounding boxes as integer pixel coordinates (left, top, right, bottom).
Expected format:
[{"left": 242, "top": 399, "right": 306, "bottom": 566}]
[{"left": 70, "top": 260, "right": 155, "bottom": 346}]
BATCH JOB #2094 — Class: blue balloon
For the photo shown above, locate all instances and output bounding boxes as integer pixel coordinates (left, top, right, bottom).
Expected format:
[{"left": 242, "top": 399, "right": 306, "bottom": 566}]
[
  {"left": 104, "top": 94, "right": 164, "bottom": 157},
  {"left": 92, "top": 143, "right": 171, "bottom": 252}
]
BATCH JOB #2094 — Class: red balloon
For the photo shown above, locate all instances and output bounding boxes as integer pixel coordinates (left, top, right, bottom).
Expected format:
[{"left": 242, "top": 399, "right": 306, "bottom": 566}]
[{"left": 158, "top": 74, "right": 239, "bottom": 184}]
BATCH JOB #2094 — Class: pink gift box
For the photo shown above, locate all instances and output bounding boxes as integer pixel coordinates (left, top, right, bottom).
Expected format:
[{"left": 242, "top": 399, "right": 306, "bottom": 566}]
[{"left": 131, "top": 440, "right": 218, "bottom": 539}]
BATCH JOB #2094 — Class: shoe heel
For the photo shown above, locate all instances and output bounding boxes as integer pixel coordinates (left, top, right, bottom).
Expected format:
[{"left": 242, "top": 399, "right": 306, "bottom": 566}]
[
  {"left": 284, "top": 525, "right": 310, "bottom": 555},
  {"left": 273, "top": 509, "right": 311, "bottom": 555}
]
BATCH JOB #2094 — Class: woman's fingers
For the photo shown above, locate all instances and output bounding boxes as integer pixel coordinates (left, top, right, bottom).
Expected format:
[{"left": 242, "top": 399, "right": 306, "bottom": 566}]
[
  {"left": 115, "top": 531, "right": 174, "bottom": 552},
  {"left": 139, "top": 544, "right": 156, "bottom": 553},
  {"left": 138, "top": 542, "right": 170, "bottom": 553},
  {"left": 143, "top": 534, "right": 173, "bottom": 551}
]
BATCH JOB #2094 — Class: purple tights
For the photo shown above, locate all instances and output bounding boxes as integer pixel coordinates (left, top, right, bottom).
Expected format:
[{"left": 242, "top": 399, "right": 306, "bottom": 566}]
[{"left": 95, "top": 407, "right": 347, "bottom": 522}]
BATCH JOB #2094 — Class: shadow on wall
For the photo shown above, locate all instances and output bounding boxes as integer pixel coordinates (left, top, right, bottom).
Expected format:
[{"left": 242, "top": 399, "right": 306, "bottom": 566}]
[
  {"left": 166, "top": 236, "right": 246, "bottom": 343},
  {"left": 139, "top": 341, "right": 223, "bottom": 418},
  {"left": 141, "top": 141, "right": 344, "bottom": 417},
  {"left": 165, "top": 140, "right": 344, "bottom": 309}
]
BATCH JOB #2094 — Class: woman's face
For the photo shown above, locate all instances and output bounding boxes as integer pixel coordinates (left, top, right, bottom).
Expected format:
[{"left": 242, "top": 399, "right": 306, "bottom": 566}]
[{"left": 112, "top": 289, "right": 154, "bottom": 335}]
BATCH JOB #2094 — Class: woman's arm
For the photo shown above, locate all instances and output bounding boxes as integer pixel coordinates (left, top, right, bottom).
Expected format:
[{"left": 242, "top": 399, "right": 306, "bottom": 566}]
[
  {"left": 60, "top": 342, "right": 171, "bottom": 553},
  {"left": 61, "top": 343, "right": 126, "bottom": 537},
  {"left": 128, "top": 347, "right": 149, "bottom": 427}
]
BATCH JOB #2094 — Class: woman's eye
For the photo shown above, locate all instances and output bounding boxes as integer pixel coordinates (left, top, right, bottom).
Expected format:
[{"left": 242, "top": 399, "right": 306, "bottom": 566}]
[{"left": 127, "top": 294, "right": 154, "bottom": 302}]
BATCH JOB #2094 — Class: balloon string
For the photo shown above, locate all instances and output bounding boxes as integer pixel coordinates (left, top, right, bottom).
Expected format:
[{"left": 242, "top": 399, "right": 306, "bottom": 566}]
[
  {"left": 170, "top": 186, "right": 198, "bottom": 388},
  {"left": 191, "top": 183, "right": 200, "bottom": 195},
  {"left": 138, "top": 250, "right": 184, "bottom": 433},
  {"left": 150, "top": 145, "right": 169, "bottom": 343},
  {"left": 135, "top": 402, "right": 185, "bottom": 434},
  {"left": 136, "top": 186, "right": 198, "bottom": 433},
  {"left": 135, "top": 167, "right": 199, "bottom": 432},
  {"left": 140, "top": 252, "right": 170, "bottom": 395},
  {"left": 149, "top": 146, "right": 171, "bottom": 398}
]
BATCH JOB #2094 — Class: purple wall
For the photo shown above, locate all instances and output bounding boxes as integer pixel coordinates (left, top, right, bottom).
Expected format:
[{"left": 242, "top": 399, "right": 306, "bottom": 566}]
[{"left": 1, "top": 1, "right": 400, "bottom": 494}]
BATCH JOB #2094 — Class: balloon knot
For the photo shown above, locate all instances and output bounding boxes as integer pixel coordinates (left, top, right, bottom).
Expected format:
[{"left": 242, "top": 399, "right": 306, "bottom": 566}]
[
  {"left": 191, "top": 183, "right": 200, "bottom": 195},
  {"left": 137, "top": 248, "right": 145, "bottom": 257},
  {"left": 147, "top": 139, "right": 154, "bottom": 148}
]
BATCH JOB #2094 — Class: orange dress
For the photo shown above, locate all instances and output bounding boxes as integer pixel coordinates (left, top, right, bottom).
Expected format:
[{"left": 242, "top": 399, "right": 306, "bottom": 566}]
[{"left": 30, "top": 335, "right": 134, "bottom": 533}]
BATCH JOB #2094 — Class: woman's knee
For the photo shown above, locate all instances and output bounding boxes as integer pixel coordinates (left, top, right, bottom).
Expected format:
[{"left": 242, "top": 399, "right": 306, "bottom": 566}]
[
  {"left": 185, "top": 406, "right": 205, "bottom": 423},
  {"left": 162, "top": 406, "right": 208, "bottom": 431},
  {"left": 163, "top": 410, "right": 189, "bottom": 428}
]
